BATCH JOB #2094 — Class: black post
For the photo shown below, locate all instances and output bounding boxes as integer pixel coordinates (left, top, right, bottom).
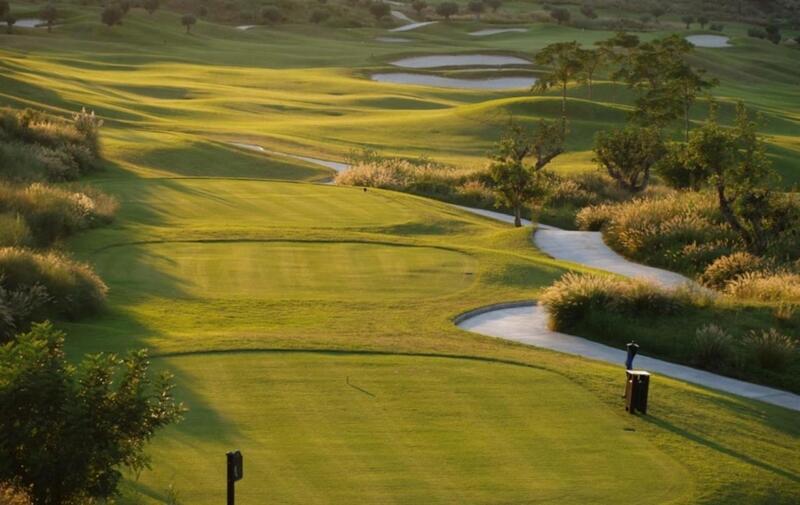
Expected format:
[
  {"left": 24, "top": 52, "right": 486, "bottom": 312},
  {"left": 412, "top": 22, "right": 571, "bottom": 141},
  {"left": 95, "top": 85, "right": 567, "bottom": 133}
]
[{"left": 226, "top": 450, "right": 243, "bottom": 505}]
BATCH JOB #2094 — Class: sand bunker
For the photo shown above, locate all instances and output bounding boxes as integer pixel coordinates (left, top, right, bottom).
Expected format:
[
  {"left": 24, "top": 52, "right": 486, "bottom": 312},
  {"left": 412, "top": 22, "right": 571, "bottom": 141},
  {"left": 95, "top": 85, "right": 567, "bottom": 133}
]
[
  {"left": 16, "top": 18, "right": 47, "bottom": 28},
  {"left": 390, "top": 21, "right": 438, "bottom": 32},
  {"left": 469, "top": 28, "right": 527, "bottom": 36}
]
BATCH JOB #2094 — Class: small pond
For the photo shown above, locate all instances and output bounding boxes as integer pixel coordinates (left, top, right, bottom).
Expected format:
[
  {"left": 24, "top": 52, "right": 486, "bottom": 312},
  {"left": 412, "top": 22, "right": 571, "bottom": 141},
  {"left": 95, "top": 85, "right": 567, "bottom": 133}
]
[
  {"left": 390, "top": 54, "right": 530, "bottom": 68},
  {"left": 685, "top": 35, "right": 731, "bottom": 48},
  {"left": 371, "top": 73, "right": 536, "bottom": 90}
]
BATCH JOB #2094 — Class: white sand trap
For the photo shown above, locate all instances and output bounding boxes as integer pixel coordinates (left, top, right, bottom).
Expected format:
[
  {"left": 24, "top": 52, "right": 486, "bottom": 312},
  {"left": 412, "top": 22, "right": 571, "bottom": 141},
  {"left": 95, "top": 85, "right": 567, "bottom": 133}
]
[
  {"left": 16, "top": 18, "right": 47, "bottom": 28},
  {"left": 469, "top": 28, "right": 528, "bottom": 36},
  {"left": 372, "top": 73, "right": 535, "bottom": 89},
  {"left": 231, "top": 143, "right": 349, "bottom": 172},
  {"left": 236, "top": 25, "right": 257, "bottom": 31},
  {"left": 390, "top": 21, "right": 438, "bottom": 32},
  {"left": 391, "top": 10, "right": 414, "bottom": 23},
  {"left": 685, "top": 35, "right": 731, "bottom": 48},
  {"left": 391, "top": 54, "right": 530, "bottom": 68}
]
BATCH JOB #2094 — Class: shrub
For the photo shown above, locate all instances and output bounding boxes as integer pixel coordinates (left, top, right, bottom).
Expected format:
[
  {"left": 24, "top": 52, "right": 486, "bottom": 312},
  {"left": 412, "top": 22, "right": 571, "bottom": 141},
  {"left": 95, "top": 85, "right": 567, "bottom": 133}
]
[
  {"left": 0, "top": 247, "right": 107, "bottom": 319},
  {"left": 745, "top": 329, "right": 797, "bottom": 370},
  {"left": 725, "top": 271, "right": 800, "bottom": 302},
  {"left": 540, "top": 273, "right": 690, "bottom": 331},
  {"left": 691, "top": 324, "right": 734, "bottom": 370},
  {"left": 0, "top": 107, "right": 103, "bottom": 182},
  {"left": 579, "top": 193, "right": 739, "bottom": 274},
  {"left": 699, "top": 252, "right": 769, "bottom": 289},
  {"left": 0, "top": 277, "right": 50, "bottom": 342},
  {"left": 0, "top": 182, "right": 117, "bottom": 247},
  {"left": 0, "top": 213, "right": 31, "bottom": 247},
  {"left": 309, "top": 9, "right": 330, "bottom": 23},
  {"left": 747, "top": 27, "right": 766, "bottom": 39},
  {"left": 261, "top": 5, "right": 282, "bottom": 22}
]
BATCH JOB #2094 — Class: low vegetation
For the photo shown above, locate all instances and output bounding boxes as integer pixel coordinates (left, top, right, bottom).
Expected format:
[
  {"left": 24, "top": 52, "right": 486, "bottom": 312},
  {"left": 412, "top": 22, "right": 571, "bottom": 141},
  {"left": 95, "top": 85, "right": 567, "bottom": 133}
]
[
  {"left": 0, "top": 107, "right": 115, "bottom": 340},
  {"left": 0, "top": 323, "right": 184, "bottom": 505},
  {"left": 541, "top": 273, "right": 800, "bottom": 391}
]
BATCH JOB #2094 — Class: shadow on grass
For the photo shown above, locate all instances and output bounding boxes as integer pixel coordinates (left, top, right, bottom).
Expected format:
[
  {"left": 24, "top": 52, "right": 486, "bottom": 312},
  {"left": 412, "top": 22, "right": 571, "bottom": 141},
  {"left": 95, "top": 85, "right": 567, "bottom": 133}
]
[{"left": 644, "top": 414, "right": 800, "bottom": 484}]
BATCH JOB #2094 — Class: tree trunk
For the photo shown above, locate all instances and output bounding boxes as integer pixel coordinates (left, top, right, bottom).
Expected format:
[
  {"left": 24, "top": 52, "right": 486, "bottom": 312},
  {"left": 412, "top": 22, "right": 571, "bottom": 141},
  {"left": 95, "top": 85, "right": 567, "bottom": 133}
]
[
  {"left": 514, "top": 206, "right": 522, "bottom": 227},
  {"left": 715, "top": 180, "right": 750, "bottom": 247},
  {"left": 684, "top": 99, "right": 690, "bottom": 142},
  {"left": 561, "top": 81, "right": 567, "bottom": 135},
  {"left": 587, "top": 76, "right": 592, "bottom": 100}
]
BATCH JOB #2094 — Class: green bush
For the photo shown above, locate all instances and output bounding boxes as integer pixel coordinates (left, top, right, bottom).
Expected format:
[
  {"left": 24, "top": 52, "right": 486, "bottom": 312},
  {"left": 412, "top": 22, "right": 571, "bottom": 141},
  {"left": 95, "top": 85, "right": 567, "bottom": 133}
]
[
  {"left": 745, "top": 329, "right": 797, "bottom": 371},
  {"left": 0, "top": 277, "right": 50, "bottom": 343},
  {"left": 691, "top": 324, "right": 734, "bottom": 371},
  {"left": 0, "top": 247, "right": 107, "bottom": 319},
  {"left": 540, "top": 273, "right": 691, "bottom": 331},
  {"left": 0, "top": 213, "right": 31, "bottom": 247}
]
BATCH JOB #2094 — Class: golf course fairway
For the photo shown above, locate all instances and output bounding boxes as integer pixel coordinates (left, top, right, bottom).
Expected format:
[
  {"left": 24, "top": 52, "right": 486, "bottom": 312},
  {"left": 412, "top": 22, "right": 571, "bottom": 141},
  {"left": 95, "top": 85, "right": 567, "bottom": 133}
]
[{"left": 1, "top": 4, "right": 799, "bottom": 504}]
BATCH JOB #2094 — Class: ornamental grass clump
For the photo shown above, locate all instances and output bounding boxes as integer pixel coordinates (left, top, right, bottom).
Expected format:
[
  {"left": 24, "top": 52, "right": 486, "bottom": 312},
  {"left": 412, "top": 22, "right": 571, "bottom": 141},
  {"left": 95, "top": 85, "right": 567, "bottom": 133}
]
[
  {"left": 699, "top": 252, "right": 770, "bottom": 289},
  {"left": 745, "top": 329, "right": 797, "bottom": 371},
  {"left": 539, "top": 273, "right": 690, "bottom": 331},
  {"left": 576, "top": 192, "right": 738, "bottom": 274},
  {"left": 725, "top": 271, "right": 800, "bottom": 302},
  {"left": 0, "top": 247, "right": 107, "bottom": 319},
  {"left": 0, "top": 182, "right": 117, "bottom": 247},
  {"left": 691, "top": 324, "right": 735, "bottom": 371}
]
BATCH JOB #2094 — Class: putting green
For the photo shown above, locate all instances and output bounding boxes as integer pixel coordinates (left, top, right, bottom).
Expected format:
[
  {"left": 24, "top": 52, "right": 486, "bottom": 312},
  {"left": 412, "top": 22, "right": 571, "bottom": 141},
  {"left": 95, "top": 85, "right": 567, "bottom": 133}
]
[
  {"left": 92, "top": 241, "right": 477, "bottom": 301},
  {"left": 133, "top": 353, "right": 689, "bottom": 505}
]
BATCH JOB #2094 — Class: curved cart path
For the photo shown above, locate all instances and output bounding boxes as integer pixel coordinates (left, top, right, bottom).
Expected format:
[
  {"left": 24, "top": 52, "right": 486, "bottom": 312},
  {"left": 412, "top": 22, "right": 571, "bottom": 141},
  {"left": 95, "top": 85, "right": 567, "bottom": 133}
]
[{"left": 227, "top": 144, "right": 799, "bottom": 411}]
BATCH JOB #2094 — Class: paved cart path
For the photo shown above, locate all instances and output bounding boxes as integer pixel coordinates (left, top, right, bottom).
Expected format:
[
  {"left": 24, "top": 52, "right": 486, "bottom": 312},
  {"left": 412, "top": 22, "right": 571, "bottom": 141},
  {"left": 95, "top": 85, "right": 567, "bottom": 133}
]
[{"left": 229, "top": 144, "right": 800, "bottom": 411}]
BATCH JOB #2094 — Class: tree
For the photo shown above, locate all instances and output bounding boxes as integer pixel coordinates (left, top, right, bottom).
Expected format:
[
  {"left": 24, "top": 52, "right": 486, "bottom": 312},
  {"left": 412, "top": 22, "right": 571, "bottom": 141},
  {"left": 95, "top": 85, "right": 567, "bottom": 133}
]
[
  {"left": 594, "top": 126, "right": 665, "bottom": 192},
  {"left": 467, "top": 0, "right": 484, "bottom": 20},
  {"left": 261, "top": 5, "right": 282, "bottom": 23},
  {"left": 369, "top": 2, "right": 391, "bottom": 20},
  {"left": 765, "top": 24, "right": 781, "bottom": 44},
  {"left": 119, "top": 0, "right": 131, "bottom": 14},
  {"left": 101, "top": 5, "right": 124, "bottom": 27},
  {"left": 309, "top": 9, "right": 330, "bottom": 23},
  {"left": 181, "top": 14, "right": 196, "bottom": 33},
  {"left": 143, "top": 0, "right": 159, "bottom": 15},
  {"left": 620, "top": 35, "right": 715, "bottom": 132},
  {"left": 550, "top": 7, "right": 570, "bottom": 25},
  {"left": 486, "top": 0, "right": 502, "bottom": 13},
  {"left": 0, "top": 323, "right": 184, "bottom": 505},
  {"left": 532, "top": 41, "right": 584, "bottom": 135},
  {"left": 411, "top": 0, "right": 427, "bottom": 16},
  {"left": 651, "top": 6, "right": 665, "bottom": 23},
  {"left": 5, "top": 16, "right": 14, "bottom": 34},
  {"left": 682, "top": 15, "right": 694, "bottom": 29},
  {"left": 577, "top": 47, "right": 603, "bottom": 100},
  {"left": 0, "top": 0, "right": 8, "bottom": 21},
  {"left": 40, "top": 4, "right": 57, "bottom": 33},
  {"left": 698, "top": 15, "right": 709, "bottom": 28},
  {"left": 435, "top": 2, "right": 458, "bottom": 20},
  {"left": 580, "top": 4, "right": 597, "bottom": 19},
  {"left": 686, "top": 103, "right": 780, "bottom": 253},
  {"left": 488, "top": 120, "right": 564, "bottom": 226}
]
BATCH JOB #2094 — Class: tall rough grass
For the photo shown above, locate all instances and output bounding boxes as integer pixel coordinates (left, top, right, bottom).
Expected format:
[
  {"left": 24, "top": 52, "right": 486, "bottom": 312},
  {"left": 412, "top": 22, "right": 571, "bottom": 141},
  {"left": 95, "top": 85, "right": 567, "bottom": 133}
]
[
  {"left": 577, "top": 192, "right": 739, "bottom": 274},
  {"left": 540, "top": 273, "right": 693, "bottom": 330},
  {"left": 335, "top": 157, "right": 494, "bottom": 207},
  {"left": 0, "top": 182, "right": 118, "bottom": 247},
  {"left": 0, "top": 107, "right": 103, "bottom": 182},
  {"left": 745, "top": 329, "right": 798, "bottom": 371},
  {"left": 0, "top": 247, "right": 108, "bottom": 320}
]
